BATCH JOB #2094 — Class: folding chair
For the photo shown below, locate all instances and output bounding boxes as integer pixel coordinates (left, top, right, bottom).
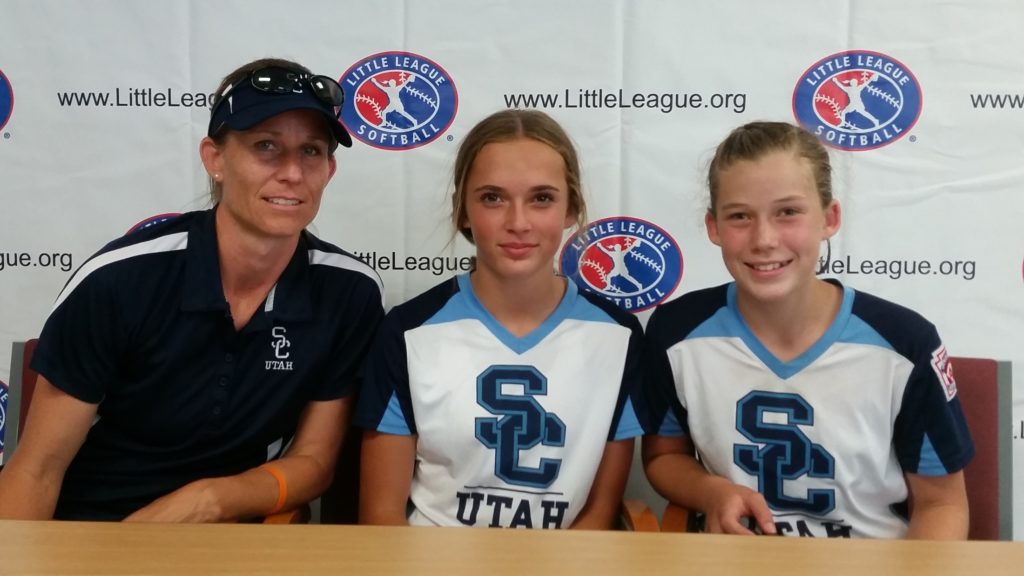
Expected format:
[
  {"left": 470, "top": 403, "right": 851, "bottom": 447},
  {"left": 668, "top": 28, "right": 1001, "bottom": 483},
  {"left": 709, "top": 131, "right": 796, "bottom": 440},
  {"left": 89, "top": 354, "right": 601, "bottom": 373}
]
[
  {"left": 2, "top": 339, "right": 39, "bottom": 463},
  {"left": 951, "top": 356, "right": 1013, "bottom": 540}
]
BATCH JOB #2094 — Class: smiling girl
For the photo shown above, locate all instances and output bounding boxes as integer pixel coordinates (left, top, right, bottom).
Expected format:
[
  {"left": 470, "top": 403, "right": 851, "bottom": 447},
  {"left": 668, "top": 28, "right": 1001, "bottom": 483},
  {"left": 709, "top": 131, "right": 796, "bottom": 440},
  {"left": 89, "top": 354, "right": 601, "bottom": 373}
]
[
  {"left": 642, "top": 121, "right": 974, "bottom": 539},
  {"left": 355, "top": 110, "right": 644, "bottom": 529}
]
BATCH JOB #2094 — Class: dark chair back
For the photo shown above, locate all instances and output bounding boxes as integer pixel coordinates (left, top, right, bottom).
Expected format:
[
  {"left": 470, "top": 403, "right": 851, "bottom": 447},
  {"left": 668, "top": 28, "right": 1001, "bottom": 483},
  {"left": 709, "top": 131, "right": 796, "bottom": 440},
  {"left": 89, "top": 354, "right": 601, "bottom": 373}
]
[
  {"left": 3, "top": 339, "right": 40, "bottom": 460},
  {"left": 951, "top": 356, "right": 1013, "bottom": 540}
]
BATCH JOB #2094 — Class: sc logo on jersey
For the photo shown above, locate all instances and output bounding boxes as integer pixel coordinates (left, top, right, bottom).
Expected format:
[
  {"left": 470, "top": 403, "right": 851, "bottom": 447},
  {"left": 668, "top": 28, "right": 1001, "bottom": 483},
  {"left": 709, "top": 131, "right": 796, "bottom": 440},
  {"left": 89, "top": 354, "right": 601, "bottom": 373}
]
[
  {"left": 735, "top": 391, "right": 836, "bottom": 515},
  {"left": 0, "top": 68, "right": 14, "bottom": 134},
  {"left": 340, "top": 51, "right": 458, "bottom": 151},
  {"left": 475, "top": 365, "right": 565, "bottom": 488},
  {"left": 560, "top": 217, "right": 683, "bottom": 312},
  {"left": 793, "top": 50, "right": 921, "bottom": 151}
]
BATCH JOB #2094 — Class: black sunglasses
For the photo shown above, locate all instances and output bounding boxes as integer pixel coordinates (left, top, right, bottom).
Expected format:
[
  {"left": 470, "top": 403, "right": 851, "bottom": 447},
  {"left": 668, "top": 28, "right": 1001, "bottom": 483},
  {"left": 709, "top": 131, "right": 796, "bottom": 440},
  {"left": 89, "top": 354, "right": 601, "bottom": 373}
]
[{"left": 212, "top": 66, "right": 345, "bottom": 118}]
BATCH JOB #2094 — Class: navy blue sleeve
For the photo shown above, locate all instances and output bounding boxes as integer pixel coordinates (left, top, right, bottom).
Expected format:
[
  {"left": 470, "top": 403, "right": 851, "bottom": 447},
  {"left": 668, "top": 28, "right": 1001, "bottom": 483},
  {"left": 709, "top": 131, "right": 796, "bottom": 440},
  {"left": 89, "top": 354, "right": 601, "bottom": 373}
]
[
  {"left": 352, "top": 307, "right": 416, "bottom": 435},
  {"left": 353, "top": 278, "right": 461, "bottom": 434},
  {"left": 853, "top": 292, "right": 974, "bottom": 476},
  {"left": 593, "top": 298, "right": 647, "bottom": 442},
  {"left": 639, "top": 286, "right": 728, "bottom": 437},
  {"left": 313, "top": 273, "right": 385, "bottom": 401},
  {"left": 893, "top": 336, "right": 975, "bottom": 475},
  {"left": 31, "top": 258, "right": 126, "bottom": 404},
  {"left": 640, "top": 302, "right": 689, "bottom": 437}
]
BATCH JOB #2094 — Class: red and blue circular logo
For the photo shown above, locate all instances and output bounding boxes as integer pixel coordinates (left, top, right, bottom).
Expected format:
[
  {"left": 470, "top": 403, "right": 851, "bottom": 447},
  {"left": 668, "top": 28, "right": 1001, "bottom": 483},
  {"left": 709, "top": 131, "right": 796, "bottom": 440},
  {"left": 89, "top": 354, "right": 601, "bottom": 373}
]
[
  {"left": 0, "top": 68, "right": 14, "bottom": 133},
  {"left": 560, "top": 217, "right": 683, "bottom": 312},
  {"left": 340, "top": 52, "right": 458, "bottom": 151},
  {"left": 793, "top": 51, "right": 921, "bottom": 151}
]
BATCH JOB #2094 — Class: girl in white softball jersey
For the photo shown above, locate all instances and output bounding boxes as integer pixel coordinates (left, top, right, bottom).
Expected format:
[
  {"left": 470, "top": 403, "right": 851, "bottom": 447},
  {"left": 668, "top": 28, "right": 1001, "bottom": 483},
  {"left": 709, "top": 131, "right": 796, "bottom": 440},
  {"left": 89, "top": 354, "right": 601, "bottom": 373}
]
[
  {"left": 355, "top": 110, "right": 644, "bottom": 529},
  {"left": 642, "top": 121, "right": 973, "bottom": 539}
]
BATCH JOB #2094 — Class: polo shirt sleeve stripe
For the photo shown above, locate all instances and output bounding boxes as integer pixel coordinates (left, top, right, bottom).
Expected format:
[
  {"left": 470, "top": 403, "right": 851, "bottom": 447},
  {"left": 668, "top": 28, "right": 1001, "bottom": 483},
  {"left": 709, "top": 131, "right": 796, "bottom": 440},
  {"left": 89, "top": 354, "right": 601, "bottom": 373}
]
[
  {"left": 52, "top": 232, "right": 189, "bottom": 312},
  {"left": 308, "top": 248, "right": 385, "bottom": 308}
]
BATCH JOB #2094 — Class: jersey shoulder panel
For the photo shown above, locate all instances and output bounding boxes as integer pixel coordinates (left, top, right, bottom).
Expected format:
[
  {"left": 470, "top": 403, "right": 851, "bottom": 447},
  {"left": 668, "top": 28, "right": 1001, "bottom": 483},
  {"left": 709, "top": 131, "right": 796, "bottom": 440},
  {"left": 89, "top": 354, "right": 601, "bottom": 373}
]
[
  {"left": 392, "top": 276, "right": 463, "bottom": 331},
  {"left": 646, "top": 283, "right": 729, "bottom": 350},
  {"left": 354, "top": 276, "right": 465, "bottom": 435},
  {"left": 848, "top": 289, "right": 941, "bottom": 358},
  {"left": 576, "top": 289, "right": 643, "bottom": 332},
  {"left": 849, "top": 289, "right": 974, "bottom": 475}
]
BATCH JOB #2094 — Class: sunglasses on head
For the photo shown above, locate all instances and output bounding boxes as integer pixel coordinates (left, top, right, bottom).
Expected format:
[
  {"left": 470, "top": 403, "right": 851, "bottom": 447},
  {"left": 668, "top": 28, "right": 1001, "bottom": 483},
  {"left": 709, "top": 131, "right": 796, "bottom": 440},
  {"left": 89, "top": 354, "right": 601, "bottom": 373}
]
[{"left": 212, "top": 66, "right": 346, "bottom": 118}]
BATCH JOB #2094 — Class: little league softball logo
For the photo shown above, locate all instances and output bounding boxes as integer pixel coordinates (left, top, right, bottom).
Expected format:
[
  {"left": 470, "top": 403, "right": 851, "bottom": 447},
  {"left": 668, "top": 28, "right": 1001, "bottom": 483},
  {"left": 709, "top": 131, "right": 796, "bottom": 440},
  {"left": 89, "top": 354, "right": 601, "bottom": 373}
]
[
  {"left": 340, "top": 52, "right": 458, "bottom": 150},
  {"left": 560, "top": 217, "right": 683, "bottom": 312},
  {"left": 0, "top": 68, "right": 14, "bottom": 132},
  {"left": 793, "top": 51, "right": 921, "bottom": 151}
]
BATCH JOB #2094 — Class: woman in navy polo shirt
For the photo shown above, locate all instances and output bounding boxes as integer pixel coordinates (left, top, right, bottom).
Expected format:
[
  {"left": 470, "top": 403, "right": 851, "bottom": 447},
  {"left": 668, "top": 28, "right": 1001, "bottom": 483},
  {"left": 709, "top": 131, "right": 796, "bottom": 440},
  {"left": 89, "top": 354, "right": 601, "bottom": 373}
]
[{"left": 0, "top": 58, "right": 384, "bottom": 521}]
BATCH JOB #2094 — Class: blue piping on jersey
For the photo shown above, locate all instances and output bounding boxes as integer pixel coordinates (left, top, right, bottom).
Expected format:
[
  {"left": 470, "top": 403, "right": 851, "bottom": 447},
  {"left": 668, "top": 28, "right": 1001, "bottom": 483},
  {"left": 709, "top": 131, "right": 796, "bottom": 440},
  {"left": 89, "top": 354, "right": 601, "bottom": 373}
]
[
  {"left": 688, "top": 283, "right": 864, "bottom": 380},
  {"left": 425, "top": 274, "right": 612, "bottom": 354},
  {"left": 377, "top": 391, "right": 412, "bottom": 435},
  {"left": 916, "top": 434, "right": 950, "bottom": 476},
  {"left": 836, "top": 315, "right": 895, "bottom": 350},
  {"left": 612, "top": 398, "right": 645, "bottom": 441},
  {"left": 563, "top": 294, "right": 619, "bottom": 325},
  {"left": 656, "top": 411, "right": 685, "bottom": 436},
  {"left": 730, "top": 283, "right": 853, "bottom": 379}
]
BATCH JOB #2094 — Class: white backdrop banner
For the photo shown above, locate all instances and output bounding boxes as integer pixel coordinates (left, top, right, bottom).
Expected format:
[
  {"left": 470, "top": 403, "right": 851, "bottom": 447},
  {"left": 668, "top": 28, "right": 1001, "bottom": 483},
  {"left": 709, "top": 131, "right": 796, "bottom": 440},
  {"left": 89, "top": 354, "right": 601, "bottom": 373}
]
[{"left": 0, "top": 0, "right": 1021, "bottom": 537}]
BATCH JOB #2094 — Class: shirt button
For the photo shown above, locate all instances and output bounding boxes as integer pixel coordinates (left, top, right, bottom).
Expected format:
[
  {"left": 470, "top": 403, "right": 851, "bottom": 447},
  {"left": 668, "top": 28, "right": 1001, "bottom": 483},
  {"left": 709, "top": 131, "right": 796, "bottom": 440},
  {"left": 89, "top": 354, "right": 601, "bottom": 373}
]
[
  {"left": 219, "top": 377, "right": 228, "bottom": 387},
  {"left": 213, "top": 406, "right": 222, "bottom": 415},
  {"left": 225, "top": 353, "right": 234, "bottom": 363}
]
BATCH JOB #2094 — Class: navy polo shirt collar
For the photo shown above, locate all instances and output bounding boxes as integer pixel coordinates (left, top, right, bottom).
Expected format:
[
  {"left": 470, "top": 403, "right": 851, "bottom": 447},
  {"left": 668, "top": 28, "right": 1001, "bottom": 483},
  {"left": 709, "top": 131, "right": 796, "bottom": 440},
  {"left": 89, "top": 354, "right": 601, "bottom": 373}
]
[
  {"left": 265, "top": 232, "right": 314, "bottom": 322},
  {"left": 180, "top": 208, "right": 314, "bottom": 324}
]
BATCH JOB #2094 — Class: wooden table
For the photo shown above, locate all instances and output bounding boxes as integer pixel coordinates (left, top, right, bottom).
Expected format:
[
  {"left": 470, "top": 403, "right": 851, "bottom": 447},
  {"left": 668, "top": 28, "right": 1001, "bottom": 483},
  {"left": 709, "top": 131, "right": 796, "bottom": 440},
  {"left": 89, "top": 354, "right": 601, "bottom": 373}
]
[{"left": 2, "top": 520, "right": 1023, "bottom": 575}]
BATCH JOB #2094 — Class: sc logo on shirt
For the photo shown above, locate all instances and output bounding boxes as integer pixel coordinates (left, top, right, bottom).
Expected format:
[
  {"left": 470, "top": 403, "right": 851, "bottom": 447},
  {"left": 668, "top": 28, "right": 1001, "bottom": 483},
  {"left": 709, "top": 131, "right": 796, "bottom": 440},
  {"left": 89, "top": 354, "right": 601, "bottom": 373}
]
[
  {"left": 475, "top": 365, "right": 565, "bottom": 488},
  {"left": 735, "top": 391, "right": 836, "bottom": 515}
]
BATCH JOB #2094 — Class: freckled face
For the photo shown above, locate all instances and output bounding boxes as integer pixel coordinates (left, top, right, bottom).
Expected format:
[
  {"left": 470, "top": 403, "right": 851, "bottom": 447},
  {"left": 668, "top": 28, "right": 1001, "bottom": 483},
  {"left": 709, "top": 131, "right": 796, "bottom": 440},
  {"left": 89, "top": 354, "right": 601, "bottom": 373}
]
[{"left": 706, "top": 150, "right": 840, "bottom": 306}]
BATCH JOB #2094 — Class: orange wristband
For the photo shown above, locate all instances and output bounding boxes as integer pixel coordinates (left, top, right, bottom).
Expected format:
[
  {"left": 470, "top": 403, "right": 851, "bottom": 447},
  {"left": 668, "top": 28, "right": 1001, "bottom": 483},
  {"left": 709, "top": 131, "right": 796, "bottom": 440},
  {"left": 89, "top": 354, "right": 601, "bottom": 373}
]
[{"left": 260, "top": 463, "right": 288, "bottom": 514}]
